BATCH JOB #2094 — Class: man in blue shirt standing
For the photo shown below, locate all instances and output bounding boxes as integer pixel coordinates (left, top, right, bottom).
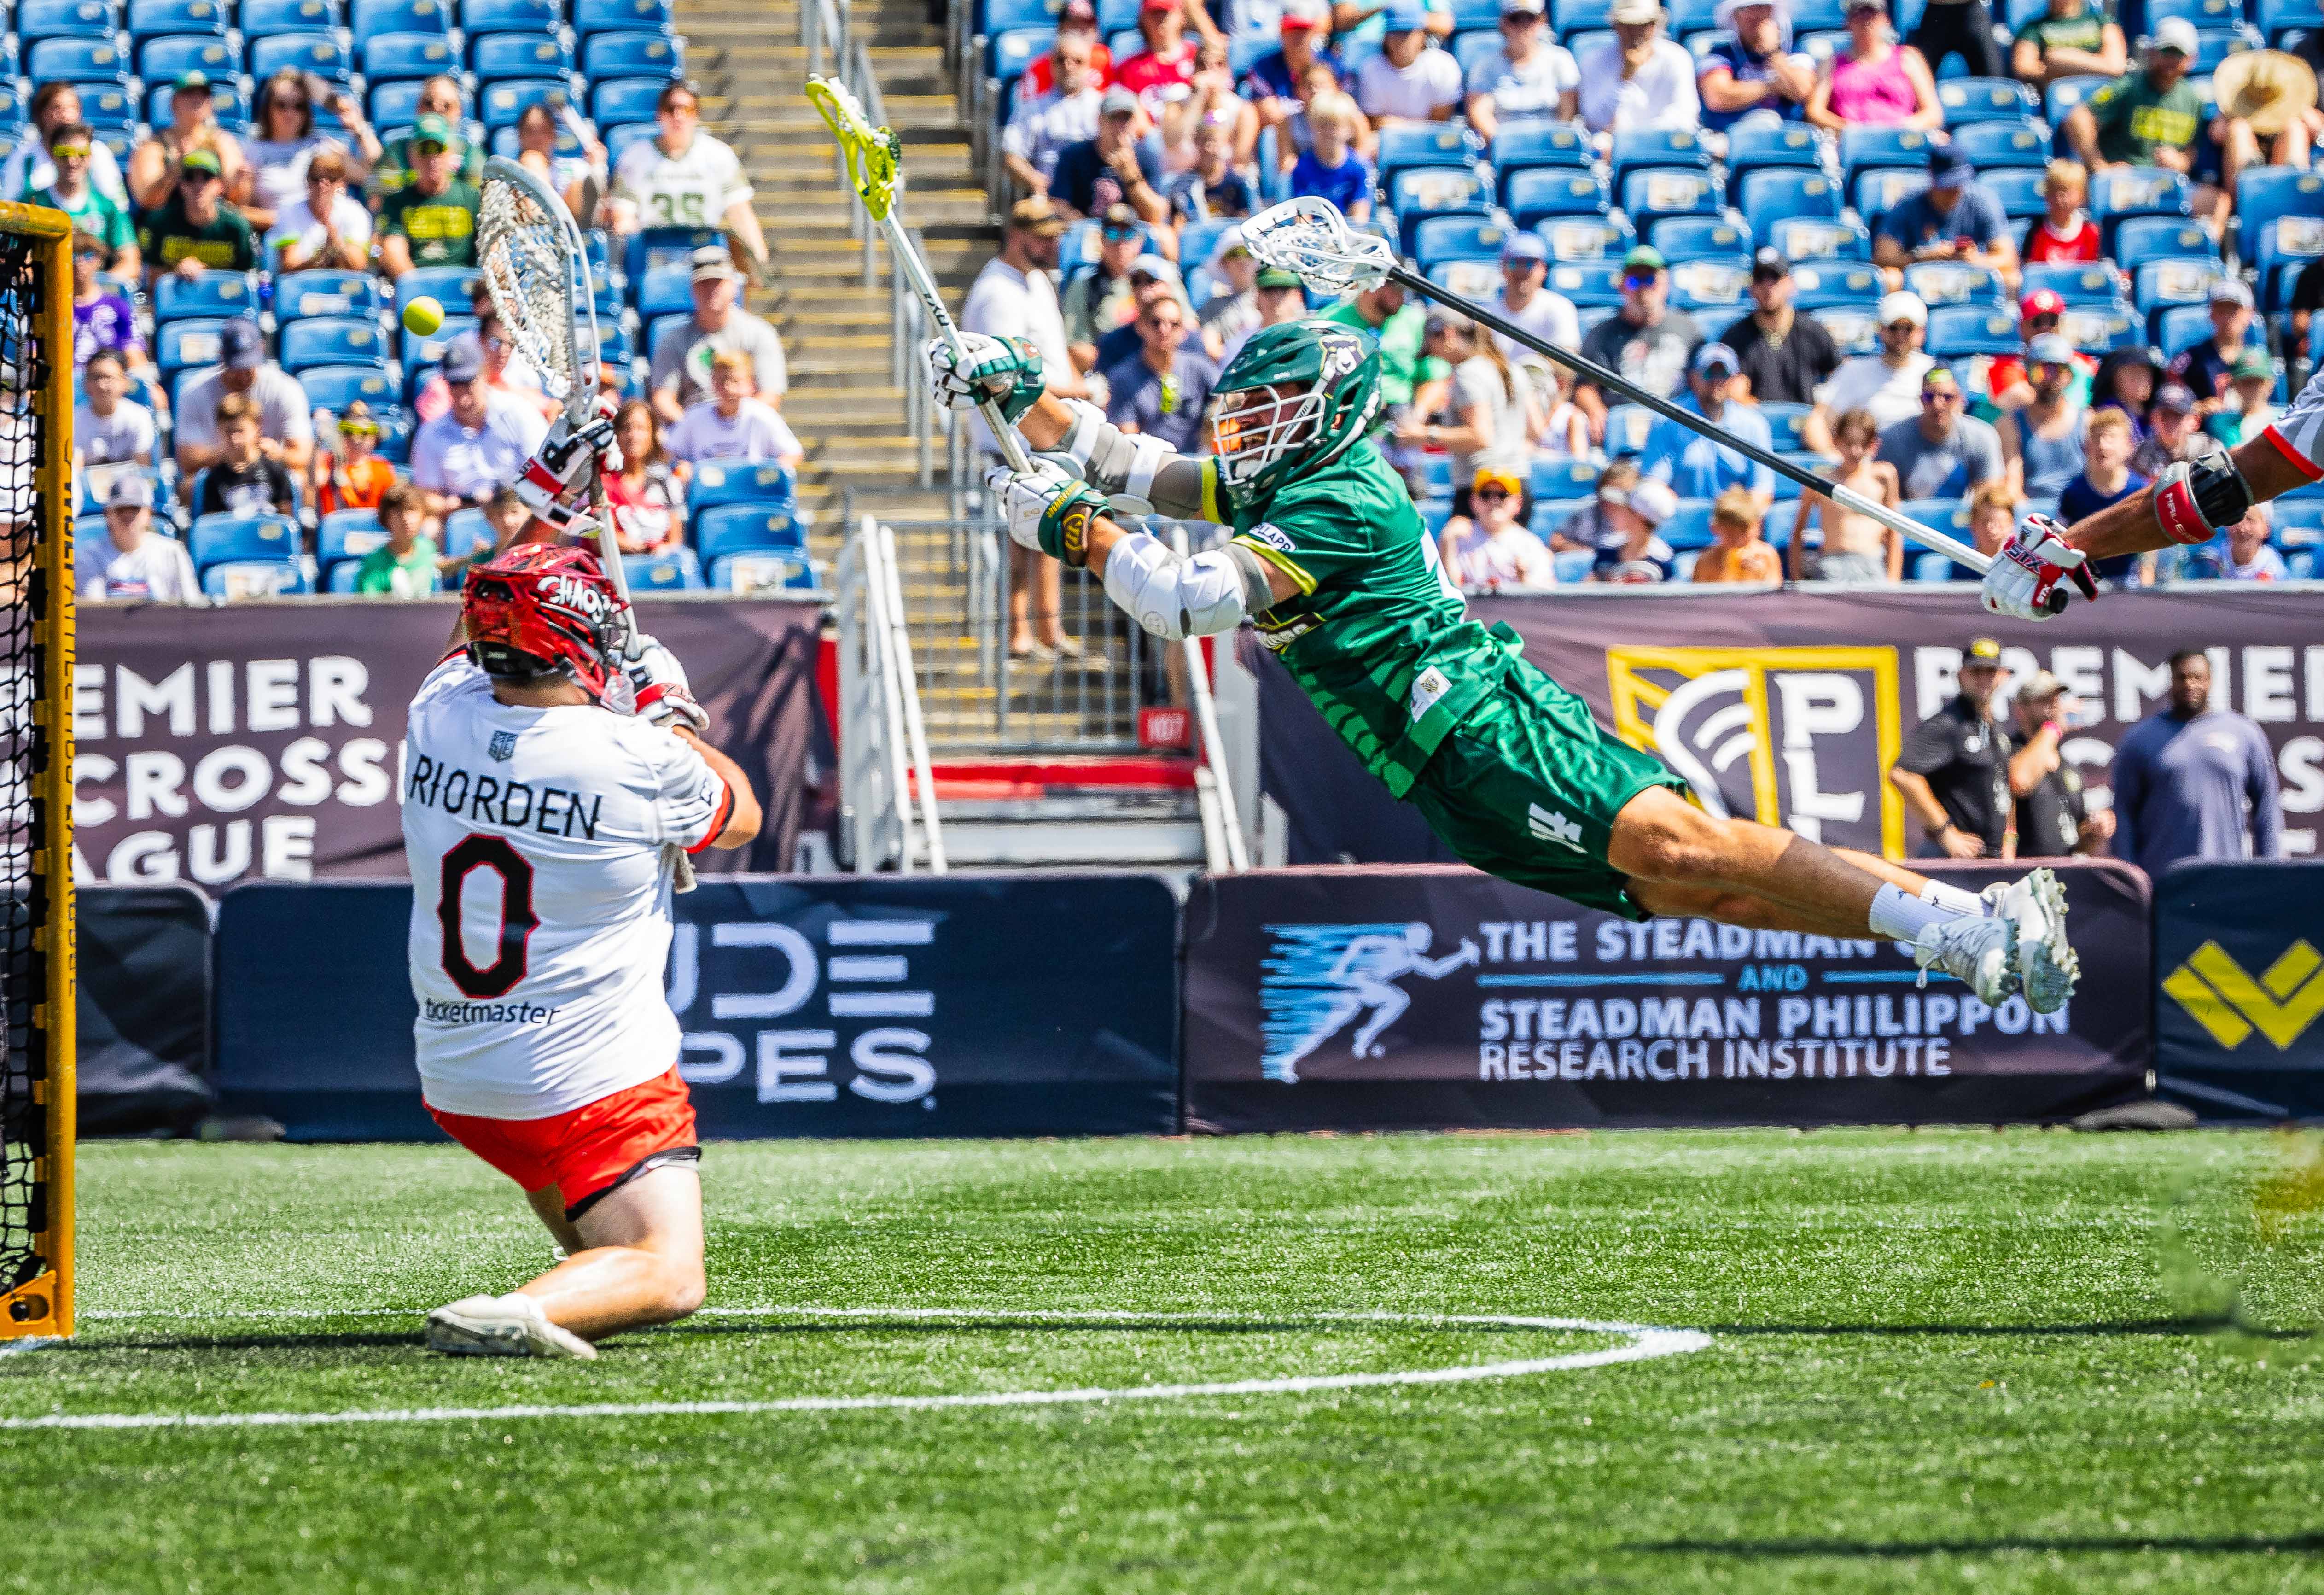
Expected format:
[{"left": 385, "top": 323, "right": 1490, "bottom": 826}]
[
  {"left": 1639, "top": 342, "right": 1775, "bottom": 505},
  {"left": 2111, "top": 649, "right": 2284, "bottom": 879},
  {"left": 1872, "top": 145, "right": 2020, "bottom": 286}
]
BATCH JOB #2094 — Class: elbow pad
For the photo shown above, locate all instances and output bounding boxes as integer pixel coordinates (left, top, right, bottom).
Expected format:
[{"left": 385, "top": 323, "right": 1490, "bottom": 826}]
[
  {"left": 2152, "top": 435, "right": 2253, "bottom": 546},
  {"left": 1102, "top": 530, "right": 1252, "bottom": 640},
  {"left": 1054, "top": 399, "right": 1178, "bottom": 513}
]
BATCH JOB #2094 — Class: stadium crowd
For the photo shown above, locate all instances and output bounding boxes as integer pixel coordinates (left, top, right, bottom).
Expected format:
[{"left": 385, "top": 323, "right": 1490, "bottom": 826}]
[
  {"left": 970, "top": 0, "right": 2324, "bottom": 589},
  {"left": 64, "top": 0, "right": 810, "bottom": 603}
]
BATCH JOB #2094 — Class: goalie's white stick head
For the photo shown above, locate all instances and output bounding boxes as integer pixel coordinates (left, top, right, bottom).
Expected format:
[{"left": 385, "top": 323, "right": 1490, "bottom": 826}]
[{"left": 1243, "top": 196, "right": 1396, "bottom": 297}]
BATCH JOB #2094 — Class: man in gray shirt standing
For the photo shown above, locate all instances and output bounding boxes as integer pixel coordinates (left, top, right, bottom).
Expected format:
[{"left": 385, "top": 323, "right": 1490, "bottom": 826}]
[
  {"left": 648, "top": 246, "right": 788, "bottom": 425},
  {"left": 2111, "top": 649, "right": 2283, "bottom": 878}
]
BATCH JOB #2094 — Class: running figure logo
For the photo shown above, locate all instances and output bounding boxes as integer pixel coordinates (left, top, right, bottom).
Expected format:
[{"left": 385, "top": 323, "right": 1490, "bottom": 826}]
[{"left": 1259, "top": 923, "right": 1481, "bottom": 1083}]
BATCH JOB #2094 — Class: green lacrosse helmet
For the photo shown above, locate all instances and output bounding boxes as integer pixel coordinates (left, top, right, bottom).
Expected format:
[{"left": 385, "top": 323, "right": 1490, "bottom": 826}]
[{"left": 1212, "top": 318, "right": 1383, "bottom": 500}]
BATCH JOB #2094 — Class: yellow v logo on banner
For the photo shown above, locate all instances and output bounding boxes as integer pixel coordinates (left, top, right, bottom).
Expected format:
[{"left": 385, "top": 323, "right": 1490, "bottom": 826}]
[{"left": 2162, "top": 940, "right": 2324, "bottom": 1050}]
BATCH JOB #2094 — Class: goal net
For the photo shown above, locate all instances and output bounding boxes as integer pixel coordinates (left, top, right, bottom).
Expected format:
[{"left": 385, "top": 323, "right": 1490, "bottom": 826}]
[{"left": 0, "top": 203, "right": 75, "bottom": 1340}]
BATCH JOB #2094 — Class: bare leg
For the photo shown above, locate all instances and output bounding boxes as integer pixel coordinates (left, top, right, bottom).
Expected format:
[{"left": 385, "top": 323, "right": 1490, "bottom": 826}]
[
  {"left": 524, "top": 1185, "right": 585, "bottom": 1255},
  {"left": 1007, "top": 543, "right": 1037, "bottom": 653},
  {"left": 1033, "top": 550, "right": 1066, "bottom": 649},
  {"left": 1609, "top": 786, "right": 1924, "bottom": 936},
  {"left": 513, "top": 1165, "right": 706, "bottom": 1341}
]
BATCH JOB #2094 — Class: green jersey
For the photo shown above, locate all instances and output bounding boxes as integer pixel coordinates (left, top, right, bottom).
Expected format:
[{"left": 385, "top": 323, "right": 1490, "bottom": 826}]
[
  {"left": 35, "top": 183, "right": 135, "bottom": 255},
  {"left": 1222, "top": 439, "right": 1519, "bottom": 799},
  {"left": 356, "top": 537, "right": 441, "bottom": 598},
  {"left": 2012, "top": 3, "right": 2109, "bottom": 58},
  {"left": 378, "top": 178, "right": 482, "bottom": 269},
  {"left": 136, "top": 192, "right": 258, "bottom": 273},
  {"left": 1322, "top": 300, "right": 1446, "bottom": 409},
  {"left": 2083, "top": 69, "right": 2201, "bottom": 164}
]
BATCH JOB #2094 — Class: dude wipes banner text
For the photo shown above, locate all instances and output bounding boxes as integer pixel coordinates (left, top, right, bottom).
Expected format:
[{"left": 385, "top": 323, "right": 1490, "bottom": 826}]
[
  {"left": 1251, "top": 588, "right": 2324, "bottom": 867},
  {"left": 67, "top": 597, "right": 823, "bottom": 885},
  {"left": 1182, "top": 862, "right": 2150, "bottom": 1132}
]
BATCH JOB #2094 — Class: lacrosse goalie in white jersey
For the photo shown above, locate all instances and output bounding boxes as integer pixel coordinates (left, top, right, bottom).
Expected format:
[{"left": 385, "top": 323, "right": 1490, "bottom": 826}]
[{"left": 406, "top": 540, "right": 762, "bottom": 1359}]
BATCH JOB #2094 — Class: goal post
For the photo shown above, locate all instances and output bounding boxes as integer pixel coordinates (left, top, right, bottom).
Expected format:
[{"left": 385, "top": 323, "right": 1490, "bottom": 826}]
[{"left": 0, "top": 201, "right": 75, "bottom": 1340}]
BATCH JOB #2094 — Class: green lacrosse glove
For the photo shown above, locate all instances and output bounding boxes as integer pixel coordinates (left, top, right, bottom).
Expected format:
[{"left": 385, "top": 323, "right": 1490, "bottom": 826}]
[{"left": 931, "top": 333, "right": 1045, "bottom": 425}]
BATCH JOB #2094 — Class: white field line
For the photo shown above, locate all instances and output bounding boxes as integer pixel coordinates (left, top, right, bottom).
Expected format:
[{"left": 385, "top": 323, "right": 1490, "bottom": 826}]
[{"left": 5, "top": 1309, "right": 1712, "bottom": 1432}]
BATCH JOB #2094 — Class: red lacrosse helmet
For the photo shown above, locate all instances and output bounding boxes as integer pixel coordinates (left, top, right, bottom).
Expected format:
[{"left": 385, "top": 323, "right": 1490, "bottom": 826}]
[{"left": 460, "top": 543, "right": 627, "bottom": 697}]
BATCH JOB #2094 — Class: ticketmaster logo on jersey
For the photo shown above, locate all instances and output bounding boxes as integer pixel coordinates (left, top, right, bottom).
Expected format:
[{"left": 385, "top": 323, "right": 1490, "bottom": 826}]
[
  {"left": 1606, "top": 645, "right": 1907, "bottom": 859},
  {"left": 666, "top": 913, "right": 942, "bottom": 1109}
]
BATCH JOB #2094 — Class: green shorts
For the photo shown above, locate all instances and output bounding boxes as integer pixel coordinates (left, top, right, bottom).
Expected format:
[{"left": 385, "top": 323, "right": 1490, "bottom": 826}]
[{"left": 1406, "top": 655, "right": 1688, "bottom": 922}]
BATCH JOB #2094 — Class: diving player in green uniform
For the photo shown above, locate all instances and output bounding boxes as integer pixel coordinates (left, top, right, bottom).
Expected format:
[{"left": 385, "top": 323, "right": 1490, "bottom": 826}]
[{"left": 928, "top": 321, "right": 2079, "bottom": 1011}]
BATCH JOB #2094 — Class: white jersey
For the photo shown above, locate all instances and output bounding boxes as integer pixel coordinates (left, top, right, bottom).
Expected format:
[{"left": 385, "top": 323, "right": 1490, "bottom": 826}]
[
  {"left": 2259, "top": 361, "right": 2324, "bottom": 480},
  {"left": 611, "top": 133, "right": 752, "bottom": 231},
  {"left": 401, "top": 657, "right": 733, "bottom": 1120}
]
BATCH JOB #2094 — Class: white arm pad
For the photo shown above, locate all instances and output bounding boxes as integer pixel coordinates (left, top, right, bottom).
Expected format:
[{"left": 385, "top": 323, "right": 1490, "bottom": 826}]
[
  {"left": 1055, "top": 399, "right": 1179, "bottom": 511},
  {"left": 1103, "top": 530, "right": 1266, "bottom": 640}
]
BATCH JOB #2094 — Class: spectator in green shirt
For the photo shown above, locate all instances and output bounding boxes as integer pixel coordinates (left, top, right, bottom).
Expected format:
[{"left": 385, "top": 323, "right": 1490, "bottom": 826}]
[
  {"left": 378, "top": 115, "right": 482, "bottom": 276},
  {"left": 2009, "top": 0, "right": 2123, "bottom": 87},
  {"left": 368, "top": 75, "right": 486, "bottom": 200},
  {"left": 30, "top": 122, "right": 140, "bottom": 279},
  {"left": 2064, "top": 22, "right": 2202, "bottom": 173},
  {"left": 355, "top": 482, "right": 445, "bottom": 598},
  {"left": 135, "top": 146, "right": 257, "bottom": 289}
]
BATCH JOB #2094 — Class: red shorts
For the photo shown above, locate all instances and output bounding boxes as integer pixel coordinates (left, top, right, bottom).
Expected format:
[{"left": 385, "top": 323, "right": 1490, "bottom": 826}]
[{"left": 428, "top": 1065, "right": 699, "bottom": 1221}]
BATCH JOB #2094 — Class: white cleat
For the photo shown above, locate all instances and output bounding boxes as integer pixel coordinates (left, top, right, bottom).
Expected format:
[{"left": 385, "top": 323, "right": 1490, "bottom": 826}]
[
  {"left": 1912, "top": 913, "right": 2019, "bottom": 1006},
  {"left": 1993, "top": 866, "right": 2079, "bottom": 1015},
  {"left": 425, "top": 1293, "right": 598, "bottom": 1360}
]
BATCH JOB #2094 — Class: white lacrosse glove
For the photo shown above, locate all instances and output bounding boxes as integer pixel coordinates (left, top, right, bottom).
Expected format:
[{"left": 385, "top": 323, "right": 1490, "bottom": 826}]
[
  {"left": 1981, "top": 513, "right": 2099, "bottom": 622},
  {"left": 984, "top": 460, "right": 1107, "bottom": 567},
  {"left": 517, "top": 406, "right": 623, "bottom": 532},
  {"left": 623, "top": 631, "right": 710, "bottom": 734},
  {"left": 927, "top": 333, "right": 1045, "bottom": 424}
]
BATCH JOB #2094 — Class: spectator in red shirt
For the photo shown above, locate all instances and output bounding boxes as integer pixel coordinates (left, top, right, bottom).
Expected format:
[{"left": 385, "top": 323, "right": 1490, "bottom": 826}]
[
  {"left": 1981, "top": 287, "right": 2096, "bottom": 410},
  {"left": 1117, "top": 0, "right": 1203, "bottom": 117},
  {"left": 2022, "top": 158, "right": 2099, "bottom": 263},
  {"left": 1016, "top": 0, "right": 1114, "bottom": 105}
]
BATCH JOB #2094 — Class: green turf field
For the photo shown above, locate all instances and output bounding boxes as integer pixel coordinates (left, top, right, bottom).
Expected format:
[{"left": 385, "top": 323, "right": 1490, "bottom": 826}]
[{"left": 5, "top": 1129, "right": 2321, "bottom": 1594}]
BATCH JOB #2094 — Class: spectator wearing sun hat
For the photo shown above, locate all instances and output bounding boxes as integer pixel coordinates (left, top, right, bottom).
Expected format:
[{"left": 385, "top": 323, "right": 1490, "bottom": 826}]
[{"left": 1873, "top": 143, "right": 2019, "bottom": 286}]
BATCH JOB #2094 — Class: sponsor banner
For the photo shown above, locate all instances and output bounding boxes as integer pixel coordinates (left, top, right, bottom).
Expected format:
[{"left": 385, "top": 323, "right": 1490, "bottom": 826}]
[
  {"left": 77, "top": 885, "right": 213, "bottom": 1133},
  {"left": 2154, "top": 860, "right": 2324, "bottom": 1122},
  {"left": 1250, "top": 590, "right": 2324, "bottom": 864},
  {"left": 1182, "top": 862, "right": 2149, "bottom": 1132},
  {"left": 216, "top": 875, "right": 1180, "bottom": 1139},
  {"left": 70, "top": 598, "right": 822, "bottom": 888}
]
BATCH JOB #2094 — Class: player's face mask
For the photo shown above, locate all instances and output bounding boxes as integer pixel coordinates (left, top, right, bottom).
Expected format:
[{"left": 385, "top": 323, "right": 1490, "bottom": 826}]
[{"left": 1212, "top": 379, "right": 1324, "bottom": 489}]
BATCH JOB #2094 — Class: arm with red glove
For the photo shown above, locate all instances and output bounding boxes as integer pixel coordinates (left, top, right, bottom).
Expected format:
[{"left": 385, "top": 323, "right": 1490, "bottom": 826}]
[
  {"left": 515, "top": 397, "right": 625, "bottom": 540},
  {"left": 1983, "top": 426, "right": 2312, "bottom": 620},
  {"left": 623, "top": 631, "right": 710, "bottom": 735}
]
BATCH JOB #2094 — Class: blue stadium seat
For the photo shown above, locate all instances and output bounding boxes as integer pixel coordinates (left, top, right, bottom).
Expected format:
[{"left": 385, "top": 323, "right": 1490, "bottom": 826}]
[
  {"left": 1390, "top": 168, "right": 1493, "bottom": 253},
  {"left": 368, "top": 79, "right": 431, "bottom": 127},
  {"left": 603, "top": 122, "right": 658, "bottom": 166},
  {"left": 1850, "top": 167, "right": 1927, "bottom": 224},
  {"left": 1668, "top": 0, "right": 1720, "bottom": 35},
  {"left": 396, "top": 265, "right": 482, "bottom": 318},
  {"left": 623, "top": 547, "right": 704, "bottom": 590},
  {"left": 490, "top": 117, "right": 588, "bottom": 163},
  {"left": 2062, "top": 302, "right": 2143, "bottom": 354},
  {"left": 1789, "top": 262, "right": 1883, "bottom": 310},
  {"left": 205, "top": 561, "right": 313, "bottom": 598},
  {"left": 1426, "top": 259, "right": 1501, "bottom": 300},
  {"left": 693, "top": 504, "right": 804, "bottom": 563},
  {"left": 2041, "top": 71, "right": 2108, "bottom": 123},
  {"left": 1761, "top": 402, "right": 1813, "bottom": 455},
  {"left": 2270, "top": 496, "right": 2324, "bottom": 544},
  {"left": 1984, "top": 167, "right": 2049, "bottom": 224},
  {"left": 280, "top": 317, "right": 388, "bottom": 372},
  {"left": 1553, "top": 0, "right": 1611, "bottom": 29},
  {"left": 1546, "top": 262, "right": 1625, "bottom": 307},
  {"left": 139, "top": 33, "right": 234, "bottom": 79},
  {"left": 1651, "top": 216, "right": 1751, "bottom": 263},
  {"left": 575, "top": 0, "right": 673, "bottom": 31},
  {"left": 1903, "top": 260, "right": 2005, "bottom": 308},
  {"left": 401, "top": 315, "right": 478, "bottom": 380},
  {"left": 440, "top": 506, "right": 495, "bottom": 564},
  {"left": 1724, "top": 121, "right": 1822, "bottom": 185},
  {"left": 1669, "top": 258, "right": 1749, "bottom": 314},
  {"left": 464, "top": 0, "right": 559, "bottom": 29},
  {"left": 473, "top": 31, "right": 571, "bottom": 80},
  {"left": 1503, "top": 169, "right": 1607, "bottom": 229},
  {"left": 0, "top": 86, "right": 25, "bottom": 129},
  {"left": 1657, "top": 501, "right": 1720, "bottom": 553},
  {"left": 2234, "top": 164, "right": 2324, "bottom": 267},
  {"left": 2019, "top": 261, "right": 2120, "bottom": 306},
  {"left": 1536, "top": 213, "right": 1634, "bottom": 262},
  {"left": 1490, "top": 124, "right": 1590, "bottom": 189},
  {"left": 317, "top": 507, "right": 387, "bottom": 569},
  {"left": 984, "top": 0, "right": 1062, "bottom": 27},
  {"left": 1767, "top": 215, "right": 1870, "bottom": 262},
  {"left": 1375, "top": 123, "right": 1474, "bottom": 182},
  {"left": 2133, "top": 257, "right": 2227, "bottom": 318},
  {"left": 153, "top": 271, "right": 256, "bottom": 322},
  {"left": 17, "top": 0, "right": 116, "bottom": 43},
  {"left": 686, "top": 459, "right": 795, "bottom": 517},
  {"left": 157, "top": 319, "right": 228, "bottom": 379},
  {"left": 1924, "top": 306, "right": 2020, "bottom": 357},
  {"left": 2257, "top": 214, "right": 2324, "bottom": 310},
  {"left": 2190, "top": 25, "right": 2254, "bottom": 74},
  {"left": 250, "top": 33, "right": 351, "bottom": 81},
  {"left": 582, "top": 29, "right": 682, "bottom": 76},
  {"left": 2091, "top": 166, "right": 2192, "bottom": 252},
  {"left": 1604, "top": 404, "right": 1656, "bottom": 457},
  {"left": 1947, "top": 119, "right": 2049, "bottom": 170},
  {"left": 1413, "top": 216, "right": 1512, "bottom": 271},
  {"left": 128, "top": 0, "right": 225, "bottom": 38},
  {"left": 276, "top": 271, "right": 390, "bottom": 321},
  {"left": 1608, "top": 128, "right": 1711, "bottom": 194},
  {"left": 362, "top": 29, "right": 459, "bottom": 81},
  {"left": 28, "top": 37, "right": 129, "bottom": 84},
  {"left": 146, "top": 82, "right": 246, "bottom": 129},
  {"left": 635, "top": 262, "right": 693, "bottom": 318},
  {"left": 351, "top": 0, "right": 448, "bottom": 39},
  {"left": 324, "top": 561, "right": 366, "bottom": 592},
  {"left": 480, "top": 79, "right": 574, "bottom": 130},
  {"left": 1937, "top": 76, "right": 2039, "bottom": 124},
  {"left": 985, "top": 26, "right": 1050, "bottom": 100},
  {"left": 591, "top": 77, "right": 669, "bottom": 126},
  {"left": 1899, "top": 497, "right": 1975, "bottom": 555},
  {"left": 2111, "top": 216, "right": 2219, "bottom": 275},
  {"left": 2260, "top": 0, "right": 2324, "bottom": 42},
  {"left": 1789, "top": 0, "right": 1846, "bottom": 26},
  {"left": 709, "top": 552, "right": 815, "bottom": 593},
  {"left": 1620, "top": 167, "right": 1721, "bottom": 228},
  {"left": 2150, "top": 0, "right": 2239, "bottom": 25},
  {"left": 1839, "top": 125, "right": 1935, "bottom": 186},
  {"left": 190, "top": 511, "right": 302, "bottom": 572},
  {"left": 2154, "top": 302, "right": 2213, "bottom": 358}
]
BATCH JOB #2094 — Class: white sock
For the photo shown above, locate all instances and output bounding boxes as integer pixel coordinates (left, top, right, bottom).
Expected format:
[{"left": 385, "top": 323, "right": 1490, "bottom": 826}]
[
  {"left": 1920, "top": 880, "right": 1991, "bottom": 918},
  {"left": 1868, "top": 883, "right": 1957, "bottom": 942}
]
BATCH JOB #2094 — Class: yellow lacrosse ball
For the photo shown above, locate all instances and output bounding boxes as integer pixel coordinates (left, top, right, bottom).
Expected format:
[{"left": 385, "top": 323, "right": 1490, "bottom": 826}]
[{"left": 402, "top": 295, "right": 445, "bottom": 336}]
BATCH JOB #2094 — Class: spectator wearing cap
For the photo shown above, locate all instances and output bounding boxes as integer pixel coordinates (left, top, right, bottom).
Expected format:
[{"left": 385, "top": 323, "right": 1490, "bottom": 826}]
[
  {"left": 1892, "top": 637, "right": 2012, "bottom": 859},
  {"left": 1444, "top": 464, "right": 1555, "bottom": 586},
  {"left": 136, "top": 146, "right": 257, "bottom": 290},
  {"left": 1049, "top": 87, "right": 1171, "bottom": 229},
  {"left": 1226, "top": 264, "right": 1309, "bottom": 363},
  {"left": 2111, "top": 648, "right": 2283, "bottom": 878},
  {"left": 1877, "top": 366, "right": 2007, "bottom": 502},
  {"left": 2183, "top": 502, "right": 2290, "bottom": 581},
  {"left": 2166, "top": 279, "right": 2259, "bottom": 406},
  {"left": 70, "top": 231, "right": 145, "bottom": 374},
  {"left": 2006, "top": 670, "right": 2114, "bottom": 859},
  {"left": 1815, "top": 290, "right": 1933, "bottom": 434},
  {"left": 1358, "top": 5, "right": 1464, "bottom": 125},
  {"left": 34, "top": 124, "right": 139, "bottom": 280},
  {"left": 1806, "top": 0, "right": 1941, "bottom": 132},
  {"left": 2057, "top": 405, "right": 2150, "bottom": 583},
  {"left": 1873, "top": 145, "right": 2020, "bottom": 287},
  {"left": 1017, "top": 0, "right": 1115, "bottom": 104},
  {"left": 75, "top": 350, "right": 155, "bottom": 471},
  {"left": 411, "top": 334, "right": 551, "bottom": 519},
  {"left": 1641, "top": 344, "right": 1777, "bottom": 506},
  {"left": 415, "top": 300, "right": 559, "bottom": 423},
  {"left": 1697, "top": 0, "right": 1817, "bottom": 135},
  {"left": 1063, "top": 210, "right": 1155, "bottom": 369},
  {"left": 1004, "top": 30, "right": 1106, "bottom": 197},
  {"left": 1289, "top": 92, "right": 1374, "bottom": 218},
  {"left": 666, "top": 349, "right": 804, "bottom": 469},
  {"left": 2009, "top": 0, "right": 2122, "bottom": 87},
  {"left": 1196, "top": 227, "right": 1261, "bottom": 354},
  {"left": 128, "top": 70, "right": 250, "bottom": 210},
  {"left": 1094, "top": 256, "right": 1198, "bottom": 369},
  {"left": 1981, "top": 287, "right": 2095, "bottom": 413},
  {"left": 1168, "top": 116, "right": 1256, "bottom": 226},
  {"left": 1591, "top": 475, "right": 1680, "bottom": 581},
  {"left": 1403, "top": 307, "right": 1541, "bottom": 528},
  {"left": 1102, "top": 293, "right": 1219, "bottom": 453},
  {"left": 175, "top": 318, "right": 315, "bottom": 477},
  {"left": 2206, "top": 346, "right": 2281, "bottom": 445},
  {"left": 2024, "top": 159, "right": 2100, "bottom": 264},
  {"left": 2131, "top": 380, "right": 2202, "bottom": 479},
  {"left": 1574, "top": 246, "right": 1704, "bottom": 440},
  {"left": 1578, "top": 0, "right": 1701, "bottom": 135},
  {"left": 264, "top": 146, "right": 373, "bottom": 274},
  {"left": 80, "top": 473, "right": 200, "bottom": 604},
  {"left": 2065, "top": 20, "right": 2203, "bottom": 175},
  {"left": 376, "top": 114, "right": 482, "bottom": 276},
  {"left": 1463, "top": 0, "right": 1579, "bottom": 141},
  {"left": 371, "top": 76, "right": 486, "bottom": 202},
  {"left": 964, "top": 198, "right": 1086, "bottom": 461},
  {"left": 4, "top": 83, "right": 131, "bottom": 210},
  {"left": 1489, "top": 233, "right": 1579, "bottom": 372},
  {"left": 1716, "top": 249, "right": 1840, "bottom": 412},
  {"left": 649, "top": 245, "right": 790, "bottom": 426},
  {"left": 1242, "top": 0, "right": 1341, "bottom": 126},
  {"left": 1118, "top": 0, "right": 1207, "bottom": 117},
  {"left": 1993, "top": 333, "right": 2088, "bottom": 499}
]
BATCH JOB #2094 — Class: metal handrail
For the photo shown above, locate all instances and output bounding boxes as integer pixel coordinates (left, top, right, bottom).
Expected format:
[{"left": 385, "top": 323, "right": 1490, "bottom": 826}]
[
  {"left": 835, "top": 516, "right": 947, "bottom": 873},
  {"left": 1173, "top": 525, "right": 1250, "bottom": 873}
]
